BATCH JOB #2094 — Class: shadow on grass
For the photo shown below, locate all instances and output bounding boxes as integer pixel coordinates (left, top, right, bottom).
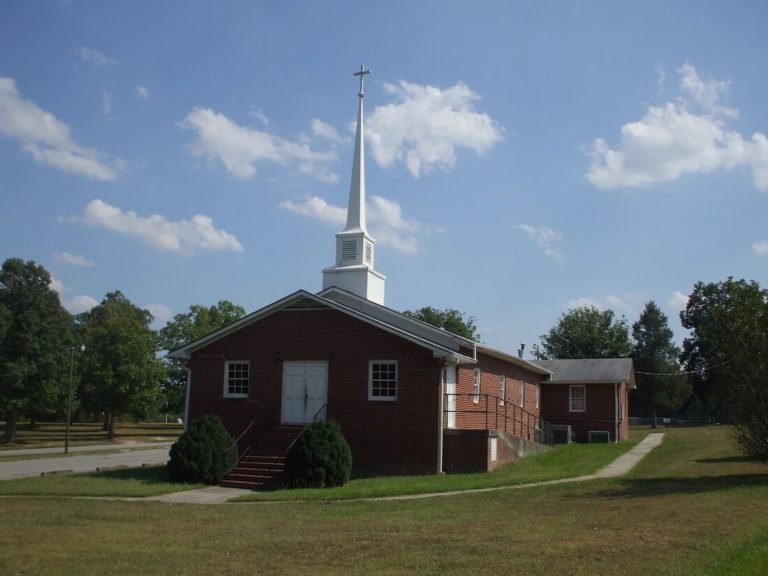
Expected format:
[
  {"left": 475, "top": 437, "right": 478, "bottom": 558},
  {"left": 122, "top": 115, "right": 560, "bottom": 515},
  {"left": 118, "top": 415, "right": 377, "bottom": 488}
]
[
  {"left": 697, "top": 455, "right": 760, "bottom": 464},
  {"left": 91, "top": 465, "right": 173, "bottom": 485},
  {"left": 589, "top": 473, "right": 768, "bottom": 499}
]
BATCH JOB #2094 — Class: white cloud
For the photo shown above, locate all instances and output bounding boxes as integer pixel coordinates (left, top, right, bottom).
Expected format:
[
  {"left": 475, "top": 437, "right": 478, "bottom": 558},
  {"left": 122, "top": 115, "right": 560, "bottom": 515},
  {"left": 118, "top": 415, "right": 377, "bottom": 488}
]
[
  {"left": 136, "top": 85, "right": 149, "bottom": 100},
  {"left": 54, "top": 251, "right": 94, "bottom": 267},
  {"left": 587, "top": 64, "right": 768, "bottom": 192},
  {"left": 76, "top": 47, "right": 116, "bottom": 67},
  {"left": 311, "top": 118, "right": 344, "bottom": 143},
  {"left": 514, "top": 224, "right": 564, "bottom": 260},
  {"left": 180, "top": 107, "right": 338, "bottom": 182},
  {"left": 279, "top": 194, "right": 423, "bottom": 254},
  {"left": 753, "top": 240, "right": 768, "bottom": 255},
  {"left": 0, "top": 77, "right": 120, "bottom": 180},
  {"left": 63, "top": 295, "right": 99, "bottom": 314},
  {"left": 79, "top": 199, "right": 244, "bottom": 254},
  {"left": 668, "top": 290, "right": 689, "bottom": 310},
  {"left": 249, "top": 107, "right": 269, "bottom": 126},
  {"left": 565, "top": 294, "right": 636, "bottom": 316},
  {"left": 49, "top": 274, "right": 65, "bottom": 294},
  {"left": 145, "top": 304, "right": 172, "bottom": 324},
  {"left": 366, "top": 80, "right": 504, "bottom": 177},
  {"left": 279, "top": 196, "right": 346, "bottom": 226}
]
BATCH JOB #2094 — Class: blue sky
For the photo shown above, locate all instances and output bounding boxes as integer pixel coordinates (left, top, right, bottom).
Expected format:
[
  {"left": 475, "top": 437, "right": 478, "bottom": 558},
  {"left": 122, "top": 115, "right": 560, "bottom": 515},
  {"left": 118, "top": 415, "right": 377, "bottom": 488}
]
[{"left": 1, "top": 1, "right": 766, "bottom": 355}]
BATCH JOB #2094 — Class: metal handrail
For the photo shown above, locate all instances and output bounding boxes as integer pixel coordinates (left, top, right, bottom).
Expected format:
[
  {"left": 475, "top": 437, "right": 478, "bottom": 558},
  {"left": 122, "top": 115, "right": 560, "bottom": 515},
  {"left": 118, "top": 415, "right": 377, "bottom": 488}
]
[
  {"left": 445, "top": 393, "right": 554, "bottom": 445},
  {"left": 286, "top": 403, "right": 329, "bottom": 453}
]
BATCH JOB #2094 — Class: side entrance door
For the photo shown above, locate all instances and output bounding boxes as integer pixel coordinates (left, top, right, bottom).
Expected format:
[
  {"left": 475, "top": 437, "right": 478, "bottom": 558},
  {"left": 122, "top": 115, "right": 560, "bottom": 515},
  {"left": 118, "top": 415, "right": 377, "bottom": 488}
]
[
  {"left": 443, "top": 365, "right": 457, "bottom": 429},
  {"left": 281, "top": 361, "right": 329, "bottom": 424}
]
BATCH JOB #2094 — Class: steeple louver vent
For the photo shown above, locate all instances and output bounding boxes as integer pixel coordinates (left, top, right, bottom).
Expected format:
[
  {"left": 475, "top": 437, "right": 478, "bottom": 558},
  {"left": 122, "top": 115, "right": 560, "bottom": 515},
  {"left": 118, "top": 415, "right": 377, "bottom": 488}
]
[
  {"left": 342, "top": 240, "right": 357, "bottom": 263},
  {"left": 364, "top": 241, "right": 373, "bottom": 265}
]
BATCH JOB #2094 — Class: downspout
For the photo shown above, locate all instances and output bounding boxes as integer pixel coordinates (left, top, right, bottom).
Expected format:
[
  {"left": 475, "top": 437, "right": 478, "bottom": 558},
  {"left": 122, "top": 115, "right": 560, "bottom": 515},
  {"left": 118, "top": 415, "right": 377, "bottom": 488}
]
[
  {"left": 184, "top": 366, "right": 192, "bottom": 433},
  {"left": 614, "top": 382, "right": 618, "bottom": 443},
  {"left": 438, "top": 362, "right": 444, "bottom": 474}
]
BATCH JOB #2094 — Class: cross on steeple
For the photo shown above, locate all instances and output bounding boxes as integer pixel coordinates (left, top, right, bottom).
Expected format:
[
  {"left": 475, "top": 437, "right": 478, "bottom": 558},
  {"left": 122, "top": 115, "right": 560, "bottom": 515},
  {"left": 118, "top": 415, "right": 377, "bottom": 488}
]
[{"left": 354, "top": 65, "right": 370, "bottom": 97}]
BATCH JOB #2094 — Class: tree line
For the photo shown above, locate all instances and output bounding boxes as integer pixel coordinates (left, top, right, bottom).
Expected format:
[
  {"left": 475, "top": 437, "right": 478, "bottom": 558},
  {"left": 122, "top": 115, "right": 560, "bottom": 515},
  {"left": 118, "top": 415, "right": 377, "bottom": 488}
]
[
  {"left": 2, "top": 256, "right": 765, "bottom": 459},
  {"left": 0, "top": 258, "right": 244, "bottom": 444}
]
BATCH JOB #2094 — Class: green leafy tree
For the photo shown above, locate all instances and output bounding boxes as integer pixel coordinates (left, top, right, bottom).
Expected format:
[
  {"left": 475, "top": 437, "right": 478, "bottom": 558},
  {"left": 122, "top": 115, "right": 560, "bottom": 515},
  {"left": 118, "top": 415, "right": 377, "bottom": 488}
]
[
  {"left": 631, "top": 301, "right": 691, "bottom": 425},
  {"left": 539, "top": 305, "right": 631, "bottom": 359},
  {"left": 78, "top": 291, "right": 164, "bottom": 437},
  {"left": 0, "top": 258, "right": 72, "bottom": 442},
  {"left": 403, "top": 306, "right": 479, "bottom": 340},
  {"left": 158, "top": 301, "right": 246, "bottom": 416},
  {"left": 680, "top": 278, "right": 768, "bottom": 459}
]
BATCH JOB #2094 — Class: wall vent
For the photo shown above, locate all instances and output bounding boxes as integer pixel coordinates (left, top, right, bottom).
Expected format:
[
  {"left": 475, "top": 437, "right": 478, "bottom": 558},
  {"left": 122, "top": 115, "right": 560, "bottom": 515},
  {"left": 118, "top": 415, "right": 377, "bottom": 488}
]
[
  {"left": 551, "top": 425, "right": 572, "bottom": 444},
  {"left": 588, "top": 430, "right": 611, "bottom": 443}
]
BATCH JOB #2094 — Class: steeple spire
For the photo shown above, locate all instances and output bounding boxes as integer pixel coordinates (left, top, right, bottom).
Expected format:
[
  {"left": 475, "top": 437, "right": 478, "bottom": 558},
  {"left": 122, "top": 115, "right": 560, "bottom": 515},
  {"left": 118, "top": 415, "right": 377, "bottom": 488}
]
[
  {"left": 322, "top": 65, "right": 386, "bottom": 304},
  {"left": 344, "top": 65, "right": 370, "bottom": 234}
]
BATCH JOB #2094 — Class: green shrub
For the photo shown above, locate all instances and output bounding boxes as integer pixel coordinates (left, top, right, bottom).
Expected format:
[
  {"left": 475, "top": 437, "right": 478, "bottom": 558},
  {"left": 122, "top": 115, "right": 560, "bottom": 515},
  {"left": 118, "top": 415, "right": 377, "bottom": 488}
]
[
  {"left": 286, "top": 420, "right": 352, "bottom": 488},
  {"left": 167, "top": 415, "right": 237, "bottom": 484}
]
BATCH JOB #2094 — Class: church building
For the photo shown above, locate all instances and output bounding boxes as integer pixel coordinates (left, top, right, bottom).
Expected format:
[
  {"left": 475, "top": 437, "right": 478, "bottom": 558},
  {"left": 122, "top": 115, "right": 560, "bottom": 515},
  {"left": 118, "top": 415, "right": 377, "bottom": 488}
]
[{"left": 169, "top": 68, "right": 632, "bottom": 489}]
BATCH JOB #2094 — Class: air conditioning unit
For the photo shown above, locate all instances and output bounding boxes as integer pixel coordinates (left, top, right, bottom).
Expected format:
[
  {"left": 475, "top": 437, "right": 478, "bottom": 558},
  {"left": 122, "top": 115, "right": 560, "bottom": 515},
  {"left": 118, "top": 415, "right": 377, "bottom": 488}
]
[
  {"left": 551, "top": 425, "right": 572, "bottom": 444},
  {"left": 588, "top": 430, "right": 611, "bottom": 443}
]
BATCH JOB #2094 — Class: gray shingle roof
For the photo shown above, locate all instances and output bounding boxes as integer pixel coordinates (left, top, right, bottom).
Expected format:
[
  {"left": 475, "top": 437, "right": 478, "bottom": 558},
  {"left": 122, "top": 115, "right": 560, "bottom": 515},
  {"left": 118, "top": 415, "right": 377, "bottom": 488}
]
[{"left": 532, "top": 358, "right": 635, "bottom": 388}]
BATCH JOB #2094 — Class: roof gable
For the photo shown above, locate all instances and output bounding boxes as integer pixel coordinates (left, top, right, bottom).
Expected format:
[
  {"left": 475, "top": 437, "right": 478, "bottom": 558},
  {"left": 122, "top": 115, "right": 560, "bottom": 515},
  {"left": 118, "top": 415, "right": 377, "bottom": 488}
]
[{"left": 167, "top": 289, "right": 476, "bottom": 363}]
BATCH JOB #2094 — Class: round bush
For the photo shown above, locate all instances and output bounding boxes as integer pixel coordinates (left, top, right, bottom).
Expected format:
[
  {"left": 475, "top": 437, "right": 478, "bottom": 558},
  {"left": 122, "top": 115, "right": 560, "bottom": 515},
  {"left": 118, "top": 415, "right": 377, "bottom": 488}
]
[
  {"left": 167, "top": 415, "right": 237, "bottom": 484},
  {"left": 286, "top": 419, "right": 352, "bottom": 488}
]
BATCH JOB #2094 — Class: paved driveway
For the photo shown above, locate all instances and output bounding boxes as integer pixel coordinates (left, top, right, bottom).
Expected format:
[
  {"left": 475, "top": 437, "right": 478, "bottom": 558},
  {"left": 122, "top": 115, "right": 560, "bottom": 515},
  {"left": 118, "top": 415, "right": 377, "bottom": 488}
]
[{"left": 0, "top": 444, "right": 173, "bottom": 480}]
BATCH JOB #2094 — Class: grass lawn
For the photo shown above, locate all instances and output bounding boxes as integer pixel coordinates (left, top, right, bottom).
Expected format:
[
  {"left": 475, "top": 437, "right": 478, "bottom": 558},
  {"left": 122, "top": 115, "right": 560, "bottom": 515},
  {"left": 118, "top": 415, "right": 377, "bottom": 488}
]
[
  {"left": 0, "top": 421, "right": 183, "bottom": 451},
  {"left": 236, "top": 427, "right": 654, "bottom": 501},
  {"left": 1, "top": 426, "right": 766, "bottom": 575}
]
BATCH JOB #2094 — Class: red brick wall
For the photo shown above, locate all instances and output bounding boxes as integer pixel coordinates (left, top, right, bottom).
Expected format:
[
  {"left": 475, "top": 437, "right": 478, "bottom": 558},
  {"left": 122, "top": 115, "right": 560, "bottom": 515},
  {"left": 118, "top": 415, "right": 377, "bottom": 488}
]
[
  {"left": 540, "top": 382, "right": 629, "bottom": 442},
  {"left": 452, "top": 353, "right": 544, "bottom": 441},
  {"left": 187, "top": 309, "right": 444, "bottom": 475}
]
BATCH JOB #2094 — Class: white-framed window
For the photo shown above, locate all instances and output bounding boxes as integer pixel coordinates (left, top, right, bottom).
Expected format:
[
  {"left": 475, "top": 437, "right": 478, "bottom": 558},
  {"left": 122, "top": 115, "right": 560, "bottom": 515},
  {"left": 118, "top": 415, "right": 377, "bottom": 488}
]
[
  {"left": 570, "top": 385, "right": 586, "bottom": 412},
  {"left": 369, "top": 361, "right": 397, "bottom": 401},
  {"left": 519, "top": 380, "right": 525, "bottom": 408},
  {"left": 473, "top": 369, "right": 481, "bottom": 403},
  {"left": 499, "top": 375, "right": 506, "bottom": 406},
  {"left": 224, "top": 361, "right": 249, "bottom": 398}
]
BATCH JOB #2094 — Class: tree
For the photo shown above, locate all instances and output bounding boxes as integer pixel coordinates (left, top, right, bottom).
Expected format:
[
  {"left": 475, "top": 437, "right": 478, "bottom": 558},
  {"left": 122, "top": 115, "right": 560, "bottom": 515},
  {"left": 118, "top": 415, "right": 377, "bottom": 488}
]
[
  {"left": 539, "top": 305, "right": 631, "bottom": 359},
  {"left": 403, "top": 306, "right": 479, "bottom": 340},
  {"left": 158, "top": 301, "right": 246, "bottom": 416},
  {"left": 631, "top": 301, "right": 691, "bottom": 426},
  {"left": 78, "top": 291, "right": 164, "bottom": 437},
  {"left": 0, "top": 258, "right": 72, "bottom": 443},
  {"left": 680, "top": 278, "right": 768, "bottom": 459}
]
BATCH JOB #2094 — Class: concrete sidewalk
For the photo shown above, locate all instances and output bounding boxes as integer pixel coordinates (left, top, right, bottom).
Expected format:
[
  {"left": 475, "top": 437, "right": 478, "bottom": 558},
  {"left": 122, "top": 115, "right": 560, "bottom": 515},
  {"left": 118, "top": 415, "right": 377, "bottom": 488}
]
[{"left": 148, "top": 432, "right": 666, "bottom": 505}]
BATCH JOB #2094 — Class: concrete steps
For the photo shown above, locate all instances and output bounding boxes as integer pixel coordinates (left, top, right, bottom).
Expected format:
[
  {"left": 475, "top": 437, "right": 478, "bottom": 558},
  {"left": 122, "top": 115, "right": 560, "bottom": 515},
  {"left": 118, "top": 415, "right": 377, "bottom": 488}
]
[{"left": 220, "top": 425, "right": 303, "bottom": 491}]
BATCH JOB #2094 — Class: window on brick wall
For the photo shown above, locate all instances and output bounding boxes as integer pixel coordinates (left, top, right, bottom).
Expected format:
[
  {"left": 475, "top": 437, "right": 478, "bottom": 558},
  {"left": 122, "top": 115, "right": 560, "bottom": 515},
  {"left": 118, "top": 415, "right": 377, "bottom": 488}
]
[
  {"left": 570, "top": 385, "right": 586, "bottom": 412},
  {"left": 499, "top": 375, "right": 506, "bottom": 406},
  {"left": 369, "top": 361, "right": 397, "bottom": 400},
  {"left": 519, "top": 380, "right": 525, "bottom": 408},
  {"left": 473, "top": 369, "right": 481, "bottom": 403},
  {"left": 224, "top": 361, "right": 249, "bottom": 398}
]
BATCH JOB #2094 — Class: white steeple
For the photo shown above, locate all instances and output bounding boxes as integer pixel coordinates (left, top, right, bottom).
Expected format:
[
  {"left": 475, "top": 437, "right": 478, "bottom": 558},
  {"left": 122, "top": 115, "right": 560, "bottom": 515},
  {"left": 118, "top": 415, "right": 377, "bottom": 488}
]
[{"left": 322, "top": 66, "right": 386, "bottom": 304}]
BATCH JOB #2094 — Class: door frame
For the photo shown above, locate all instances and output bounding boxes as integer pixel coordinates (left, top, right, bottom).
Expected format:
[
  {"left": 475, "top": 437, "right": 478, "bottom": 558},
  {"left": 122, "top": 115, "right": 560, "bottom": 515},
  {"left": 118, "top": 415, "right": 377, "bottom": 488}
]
[{"left": 281, "top": 361, "right": 329, "bottom": 424}]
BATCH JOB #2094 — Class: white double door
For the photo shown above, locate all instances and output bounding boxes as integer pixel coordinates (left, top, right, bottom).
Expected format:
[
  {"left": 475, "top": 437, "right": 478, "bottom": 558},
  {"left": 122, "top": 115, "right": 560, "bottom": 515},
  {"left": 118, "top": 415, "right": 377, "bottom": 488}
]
[{"left": 281, "top": 361, "right": 328, "bottom": 424}]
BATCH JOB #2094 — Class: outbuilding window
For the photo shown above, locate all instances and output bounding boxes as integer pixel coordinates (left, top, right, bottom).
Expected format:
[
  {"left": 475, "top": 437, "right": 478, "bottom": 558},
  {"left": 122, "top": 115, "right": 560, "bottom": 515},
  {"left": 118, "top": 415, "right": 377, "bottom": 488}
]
[
  {"left": 473, "top": 369, "right": 481, "bottom": 403},
  {"left": 569, "top": 385, "right": 586, "bottom": 412},
  {"left": 369, "top": 361, "right": 397, "bottom": 400},
  {"left": 499, "top": 375, "right": 506, "bottom": 406},
  {"left": 224, "top": 361, "right": 249, "bottom": 398}
]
